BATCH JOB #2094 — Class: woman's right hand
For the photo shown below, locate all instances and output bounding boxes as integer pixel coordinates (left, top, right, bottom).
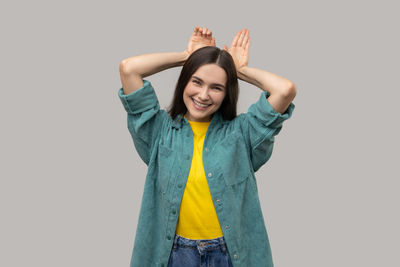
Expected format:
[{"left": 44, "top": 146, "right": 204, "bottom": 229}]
[{"left": 184, "top": 26, "right": 216, "bottom": 58}]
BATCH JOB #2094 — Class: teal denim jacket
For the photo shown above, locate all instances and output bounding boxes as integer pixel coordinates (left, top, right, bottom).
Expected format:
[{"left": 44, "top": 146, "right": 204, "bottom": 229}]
[{"left": 118, "top": 80, "right": 295, "bottom": 267}]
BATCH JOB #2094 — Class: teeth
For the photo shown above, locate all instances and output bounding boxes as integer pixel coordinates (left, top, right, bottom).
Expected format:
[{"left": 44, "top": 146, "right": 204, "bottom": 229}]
[{"left": 193, "top": 99, "right": 210, "bottom": 108}]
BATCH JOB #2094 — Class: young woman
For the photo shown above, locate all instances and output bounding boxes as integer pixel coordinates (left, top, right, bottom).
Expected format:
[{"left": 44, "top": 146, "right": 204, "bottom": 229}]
[{"left": 118, "top": 26, "right": 296, "bottom": 267}]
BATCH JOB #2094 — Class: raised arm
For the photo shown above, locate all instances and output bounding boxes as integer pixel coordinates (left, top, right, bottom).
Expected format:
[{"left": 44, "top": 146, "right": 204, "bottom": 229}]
[
  {"left": 119, "top": 26, "right": 216, "bottom": 95},
  {"left": 224, "top": 28, "right": 297, "bottom": 114}
]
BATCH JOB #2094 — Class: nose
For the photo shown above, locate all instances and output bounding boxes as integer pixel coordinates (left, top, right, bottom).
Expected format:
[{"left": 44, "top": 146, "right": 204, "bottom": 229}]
[{"left": 198, "top": 87, "right": 210, "bottom": 101}]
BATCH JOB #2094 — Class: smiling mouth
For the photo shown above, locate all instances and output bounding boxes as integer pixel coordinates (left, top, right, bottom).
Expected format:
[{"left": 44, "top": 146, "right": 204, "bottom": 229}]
[{"left": 192, "top": 98, "right": 211, "bottom": 109}]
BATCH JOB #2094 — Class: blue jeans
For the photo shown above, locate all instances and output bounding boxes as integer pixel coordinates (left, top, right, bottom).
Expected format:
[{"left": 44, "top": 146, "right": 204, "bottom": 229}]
[{"left": 167, "top": 234, "right": 234, "bottom": 267}]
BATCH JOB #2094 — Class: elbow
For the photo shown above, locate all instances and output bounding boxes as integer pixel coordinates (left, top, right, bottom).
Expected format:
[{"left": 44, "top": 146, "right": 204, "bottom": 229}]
[
  {"left": 119, "top": 59, "right": 130, "bottom": 75},
  {"left": 282, "top": 82, "right": 297, "bottom": 99},
  {"left": 120, "top": 58, "right": 143, "bottom": 77}
]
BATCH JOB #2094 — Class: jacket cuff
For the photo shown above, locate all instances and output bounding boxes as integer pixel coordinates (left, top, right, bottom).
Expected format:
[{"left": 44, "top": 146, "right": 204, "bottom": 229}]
[
  {"left": 249, "top": 90, "right": 295, "bottom": 128},
  {"left": 118, "top": 80, "right": 159, "bottom": 115}
]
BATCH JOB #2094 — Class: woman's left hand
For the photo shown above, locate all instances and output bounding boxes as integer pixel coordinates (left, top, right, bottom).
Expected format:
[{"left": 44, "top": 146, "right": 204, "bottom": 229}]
[
  {"left": 184, "top": 26, "right": 216, "bottom": 57},
  {"left": 224, "top": 28, "right": 250, "bottom": 73}
]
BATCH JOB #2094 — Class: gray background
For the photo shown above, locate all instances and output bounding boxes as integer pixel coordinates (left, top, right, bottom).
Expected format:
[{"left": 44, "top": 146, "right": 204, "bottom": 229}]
[{"left": 1, "top": 0, "right": 399, "bottom": 266}]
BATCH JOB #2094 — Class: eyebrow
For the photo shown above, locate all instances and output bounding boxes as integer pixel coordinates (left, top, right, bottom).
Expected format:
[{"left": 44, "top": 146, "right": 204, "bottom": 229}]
[{"left": 192, "top": 76, "right": 226, "bottom": 89}]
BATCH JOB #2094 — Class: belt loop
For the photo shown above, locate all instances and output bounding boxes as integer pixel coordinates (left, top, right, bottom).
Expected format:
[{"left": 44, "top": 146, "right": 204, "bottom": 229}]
[
  {"left": 219, "top": 237, "right": 226, "bottom": 253},
  {"left": 173, "top": 234, "right": 179, "bottom": 249}
]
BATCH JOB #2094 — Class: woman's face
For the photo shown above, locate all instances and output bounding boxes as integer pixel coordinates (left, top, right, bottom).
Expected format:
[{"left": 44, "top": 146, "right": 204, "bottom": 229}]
[{"left": 183, "top": 64, "right": 227, "bottom": 122}]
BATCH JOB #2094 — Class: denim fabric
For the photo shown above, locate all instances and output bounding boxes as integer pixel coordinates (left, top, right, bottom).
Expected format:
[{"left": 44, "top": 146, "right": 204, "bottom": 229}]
[
  {"left": 118, "top": 79, "right": 295, "bottom": 267},
  {"left": 167, "top": 235, "right": 233, "bottom": 267}
]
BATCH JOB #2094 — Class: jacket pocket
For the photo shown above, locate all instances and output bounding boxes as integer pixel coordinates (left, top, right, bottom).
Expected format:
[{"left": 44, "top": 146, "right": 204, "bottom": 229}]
[
  {"left": 223, "top": 168, "right": 251, "bottom": 186},
  {"left": 156, "top": 144, "right": 174, "bottom": 194},
  {"left": 214, "top": 131, "right": 251, "bottom": 186}
]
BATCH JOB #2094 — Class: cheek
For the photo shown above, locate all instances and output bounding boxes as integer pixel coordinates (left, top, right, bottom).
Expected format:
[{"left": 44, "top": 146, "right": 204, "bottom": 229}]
[
  {"left": 184, "top": 85, "right": 195, "bottom": 95},
  {"left": 183, "top": 88, "right": 191, "bottom": 101},
  {"left": 216, "top": 94, "right": 226, "bottom": 105},
  {"left": 183, "top": 93, "right": 190, "bottom": 106}
]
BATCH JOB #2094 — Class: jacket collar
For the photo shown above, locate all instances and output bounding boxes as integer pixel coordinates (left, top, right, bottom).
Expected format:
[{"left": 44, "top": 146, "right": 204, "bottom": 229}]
[{"left": 171, "top": 111, "right": 223, "bottom": 129}]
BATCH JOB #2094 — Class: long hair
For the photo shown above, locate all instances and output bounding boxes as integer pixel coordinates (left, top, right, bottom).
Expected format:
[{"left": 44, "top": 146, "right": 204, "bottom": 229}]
[{"left": 167, "top": 46, "right": 239, "bottom": 121}]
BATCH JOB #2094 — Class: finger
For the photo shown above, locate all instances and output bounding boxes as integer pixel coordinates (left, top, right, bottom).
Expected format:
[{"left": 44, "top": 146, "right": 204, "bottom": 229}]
[
  {"left": 237, "top": 29, "right": 246, "bottom": 47},
  {"left": 202, "top": 27, "right": 208, "bottom": 36},
  {"left": 206, "top": 29, "right": 211, "bottom": 38},
  {"left": 245, "top": 37, "right": 251, "bottom": 51},
  {"left": 195, "top": 26, "right": 200, "bottom": 36},
  {"left": 243, "top": 28, "right": 249, "bottom": 37},
  {"left": 231, "top": 30, "right": 242, "bottom": 47},
  {"left": 242, "top": 28, "right": 250, "bottom": 45},
  {"left": 242, "top": 29, "right": 250, "bottom": 47}
]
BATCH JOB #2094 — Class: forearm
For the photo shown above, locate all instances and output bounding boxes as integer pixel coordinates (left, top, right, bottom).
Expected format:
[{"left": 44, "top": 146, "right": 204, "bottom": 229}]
[
  {"left": 120, "top": 51, "right": 189, "bottom": 78},
  {"left": 237, "top": 66, "right": 295, "bottom": 96}
]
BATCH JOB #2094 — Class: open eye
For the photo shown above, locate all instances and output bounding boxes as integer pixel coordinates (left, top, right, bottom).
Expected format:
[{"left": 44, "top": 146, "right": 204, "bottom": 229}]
[{"left": 192, "top": 79, "right": 201, "bottom": 85}]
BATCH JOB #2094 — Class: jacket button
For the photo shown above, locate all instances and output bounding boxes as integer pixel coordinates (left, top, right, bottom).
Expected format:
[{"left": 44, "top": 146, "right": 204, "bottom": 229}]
[
  {"left": 172, "top": 209, "right": 176, "bottom": 215},
  {"left": 161, "top": 264, "right": 165, "bottom": 267},
  {"left": 186, "top": 155, "right": 190, "bottom": 160},
  {"left": 167, "top": 235, "right": 171, "bottom": 240},
  {"left": 233, "top": 254, "right": 238, "bottom": 260},
  {"left": 208, "top": 172, "right": 212, "bottom": 177},
  {"left": 216, "top": 199, "right": 220, "bottom": 203},
  {"left": 205, "top": 147, "right": 209, "bottom": 152},
  {"left": 225, "top": 225, "right": 229, "bottom": 229},
  {"left": 178, "top": 184, "right": 182, "bottom": 188}
]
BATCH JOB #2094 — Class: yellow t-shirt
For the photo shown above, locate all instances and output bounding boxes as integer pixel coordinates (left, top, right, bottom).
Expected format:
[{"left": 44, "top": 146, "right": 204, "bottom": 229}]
[{"left": 175, "top": 118, "right": 223, "bottom": 239}]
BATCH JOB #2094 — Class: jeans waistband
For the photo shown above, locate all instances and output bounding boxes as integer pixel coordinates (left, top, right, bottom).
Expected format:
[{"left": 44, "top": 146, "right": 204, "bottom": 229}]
[{"left": 173, "top": 234, "right": 227, "bottom": 253}]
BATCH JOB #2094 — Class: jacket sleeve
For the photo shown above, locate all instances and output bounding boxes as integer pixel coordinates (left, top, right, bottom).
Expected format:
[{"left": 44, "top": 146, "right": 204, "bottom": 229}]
[
  {"left": 118, "top": 79, "right": 166, "bottom": 165},
  {"left": 238, "top": 90, "right": 295, "bottom": 172}
]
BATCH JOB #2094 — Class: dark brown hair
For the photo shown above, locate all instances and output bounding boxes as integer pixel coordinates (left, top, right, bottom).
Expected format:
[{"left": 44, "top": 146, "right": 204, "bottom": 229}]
[{"left": 167, "top": 46, "right": 239, "bottom": 121}]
